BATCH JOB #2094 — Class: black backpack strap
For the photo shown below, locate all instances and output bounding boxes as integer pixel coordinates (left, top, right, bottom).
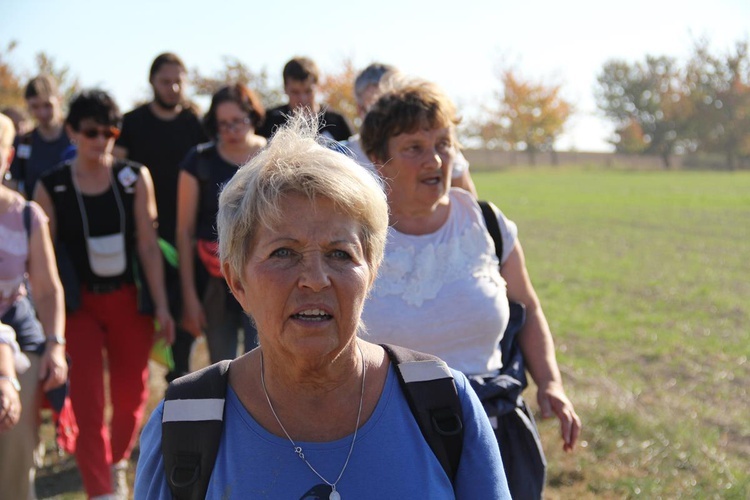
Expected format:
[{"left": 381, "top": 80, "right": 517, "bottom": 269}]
[
  {"left": 381, "top": 343, "right": 463, "bottom": 483},
  {"left": 15, "top": 132, "right": 33, "bottom": 197},
  {"left": 194, "top": 142, "right": 214, "bottom": 184},
  {"left": 162, "top": 360, "right": 232, "bottom": 500},
  {"left": 478, "top": 200, "right": 503, "bottom": 265},
  {"left": 22, "top": 201, "right": 31, "bottom": 240}
]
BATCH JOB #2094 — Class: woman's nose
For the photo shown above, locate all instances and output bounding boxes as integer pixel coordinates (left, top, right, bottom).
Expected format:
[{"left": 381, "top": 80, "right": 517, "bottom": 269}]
[
  {"left": 298, "top": 254, "right": 331, "bottom": 291},
  {"left": 425, "top": 149, "right": 442, "bottom": 169}
]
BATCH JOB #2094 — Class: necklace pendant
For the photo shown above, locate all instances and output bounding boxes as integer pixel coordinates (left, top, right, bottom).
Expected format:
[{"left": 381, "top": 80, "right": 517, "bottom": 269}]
[{"left": 329, "top": 489, "right": 341, "bottom": 500}]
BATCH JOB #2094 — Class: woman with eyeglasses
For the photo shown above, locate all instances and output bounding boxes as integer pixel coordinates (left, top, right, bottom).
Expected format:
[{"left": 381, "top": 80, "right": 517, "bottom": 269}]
[
  {"left": 176, "top": 83, "right": 266, "bottom": 363},
  {"left": 34, "top": 89, "right": 174, "bottom": 499}
]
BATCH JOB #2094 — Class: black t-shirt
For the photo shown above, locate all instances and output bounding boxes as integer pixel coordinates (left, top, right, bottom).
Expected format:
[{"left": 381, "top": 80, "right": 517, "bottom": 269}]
[
  {"left": 179, "top": 143, "right": 240, "bottom": 241},
  {"left": 116, "top": 104, "right": 207, "bottom": 243},
  {"left": 256, "top": 104, "right": 353, "bottom": 141}
]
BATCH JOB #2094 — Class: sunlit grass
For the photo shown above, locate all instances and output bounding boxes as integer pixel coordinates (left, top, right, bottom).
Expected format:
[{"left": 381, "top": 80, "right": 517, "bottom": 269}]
[{"left": 477, "top": 167, "right": 750, "bottom": 498}]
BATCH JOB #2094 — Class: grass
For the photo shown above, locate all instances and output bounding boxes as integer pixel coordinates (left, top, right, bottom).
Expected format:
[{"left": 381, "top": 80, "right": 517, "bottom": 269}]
[
  {"left": 36, "top": 167, "right": 750, "bottom": 498},
  {"left": 477, "top": 167, "right": 750, "bottom": 498}
]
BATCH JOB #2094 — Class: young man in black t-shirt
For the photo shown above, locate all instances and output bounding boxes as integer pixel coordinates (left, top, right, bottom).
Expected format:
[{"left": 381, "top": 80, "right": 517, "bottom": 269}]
[
  {"left": 114, "top": 53, "right": 207, "bottom": 382},
  {"left": 256, "top": 56, "right": 352, "bottom": 141}
]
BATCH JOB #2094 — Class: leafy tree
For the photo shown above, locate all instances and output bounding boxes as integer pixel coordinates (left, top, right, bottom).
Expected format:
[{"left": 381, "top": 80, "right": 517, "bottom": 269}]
[
  {"left": 0, "top": 41, "right": 81, "bottom": 113},
  {"left": 189, "top": 56, "right": 284, "bottom": 110},
  {"left": 685, "top": 38, "right": 750, "bottom": 169},
  {"left": 595, "top": 56, "right": 694, "bottom": 167},
  {"left": 33, "top": 51, "right": 81, "bottom": 104},
  {"left": 471, "top": 66, "right": 572, "bottom": 164},
  {"left": 0, "top": 41, "right": 27, "bottom": 110},
  {"left": 316, "top": 57, "right": 359, "bottom": 130}
]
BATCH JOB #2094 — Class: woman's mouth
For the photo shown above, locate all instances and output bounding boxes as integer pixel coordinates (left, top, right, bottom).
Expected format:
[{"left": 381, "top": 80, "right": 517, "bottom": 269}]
[
  {"left": 291, "top": 309, "right": 333, "bottom": 321},
  {"left": 422, "top": 175, "right": 442, "bottom": 185}
]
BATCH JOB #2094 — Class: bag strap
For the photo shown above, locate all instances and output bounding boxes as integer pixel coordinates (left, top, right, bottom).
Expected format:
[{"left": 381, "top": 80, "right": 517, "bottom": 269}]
[
  {"left": 22, "top": 201, "right": 31, "bottom": 265},
  {"left": 194, "top": 143, "right": 214, "bottom": 184},
  {"left": 22, "top": 201, "right": 31, "bottom": 240},
  {"left": 381, "top": 343, "right": 464, "bottom": 483},
  {"left": 16, "top": 132, "right": 33, "bottom": 198},
  {"left": 162, "top": 360, "right": 232, "bottom": 500},
  {"left": 162, "top": 347, "right": 466, "bottom": 494},
  {"left": 478, "top": 200, "right": 529, "bottom": 386},
  {"left": 478, "top": 200, "right": 503, "bottom": 266}
]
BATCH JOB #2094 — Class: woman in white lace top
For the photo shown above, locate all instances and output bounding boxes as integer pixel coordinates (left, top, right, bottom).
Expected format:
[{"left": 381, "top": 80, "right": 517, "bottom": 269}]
[{"left": 359, "top": 77, "right": 581, "bottom": 480}]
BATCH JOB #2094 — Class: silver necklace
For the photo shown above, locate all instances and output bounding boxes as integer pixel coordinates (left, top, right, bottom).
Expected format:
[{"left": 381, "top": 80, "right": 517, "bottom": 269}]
[{"left": 260, "top": 343, "right": 366, "bottom": 500}]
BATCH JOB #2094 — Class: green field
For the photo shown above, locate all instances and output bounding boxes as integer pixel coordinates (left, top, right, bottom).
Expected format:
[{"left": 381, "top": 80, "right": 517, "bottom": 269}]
[
  {"left": 475, "top": 168, "right": 750, "bottom": 498},
  {"left": 36, "top": 167, "right": 750, "bottom": 499}
]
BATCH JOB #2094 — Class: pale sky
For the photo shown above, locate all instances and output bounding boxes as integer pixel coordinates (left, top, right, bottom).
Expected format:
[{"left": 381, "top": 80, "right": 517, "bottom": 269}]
[{"left": 2, "top": 0, "right": 748, "bottom": 152}]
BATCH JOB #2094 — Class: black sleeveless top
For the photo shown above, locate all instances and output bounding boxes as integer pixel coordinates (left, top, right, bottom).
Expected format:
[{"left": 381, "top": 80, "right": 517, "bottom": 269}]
[{"left": 40, "top": 160, "right": 141, "bottom": 287}]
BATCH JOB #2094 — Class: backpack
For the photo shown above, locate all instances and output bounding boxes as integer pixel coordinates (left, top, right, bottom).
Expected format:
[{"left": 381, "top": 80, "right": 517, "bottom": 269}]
[
  {"left": 478, "top": 199, "right": 547, "bottom": 500},
  {"left": 161, "top": 344, "right": 464, "bottom": 500}
]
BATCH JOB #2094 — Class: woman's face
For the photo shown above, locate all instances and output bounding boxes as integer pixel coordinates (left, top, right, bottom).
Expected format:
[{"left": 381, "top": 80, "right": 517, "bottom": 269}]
[
  {"left": 228, "top": 193, "right": 373, "bottom": 365},
  {"left": 215, "top": 101, "right": 252, "bottom": 146},
  {"left": 69, "top": 118, "right": 120, "bottom": 164},
  {"left": 378, "top": 126, "right": 455, "bottom": 215}
]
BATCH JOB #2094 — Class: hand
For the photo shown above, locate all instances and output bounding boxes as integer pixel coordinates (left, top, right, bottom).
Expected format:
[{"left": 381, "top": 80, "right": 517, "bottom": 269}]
[
  {"left": 537, "top": 382, "right": 581, "bottom": 452},
  {"left": 39, "top": 343, "right": 68, "bottom": 392},
  {"left": 181, "top": 295, "right": 206, "bottom": 339},
  {"left": 154, "top": 306, "right": 176, "bottom": 345},
  {"left": 0, "top": 379, "right": 22, "bottom": 433}
]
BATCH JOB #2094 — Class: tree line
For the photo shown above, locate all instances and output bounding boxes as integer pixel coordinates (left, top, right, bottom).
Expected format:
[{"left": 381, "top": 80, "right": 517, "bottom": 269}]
[
  {"left": 2, "top": 38, "right": 748, "bottom": 169},
  {"left": 595, "top": 37, "right": 750, "bottom": 169}
]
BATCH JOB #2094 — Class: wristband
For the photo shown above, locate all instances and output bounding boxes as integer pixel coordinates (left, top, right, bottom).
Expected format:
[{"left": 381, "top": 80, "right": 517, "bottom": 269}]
[
  {"left": 46, "top": 335, "right": 67, "bottom": 346},
  {"left": 0, "top": 375, "right": 21, "bottom": 392}
]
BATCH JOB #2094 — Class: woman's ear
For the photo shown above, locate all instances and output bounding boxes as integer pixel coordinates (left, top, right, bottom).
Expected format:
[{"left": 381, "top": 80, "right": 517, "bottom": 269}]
[
  {"left": 65, "top": 124, "right": 76, "bottom": 142},
  {"left": 222, "top": 261, "right": 246, "bottom": 303}
]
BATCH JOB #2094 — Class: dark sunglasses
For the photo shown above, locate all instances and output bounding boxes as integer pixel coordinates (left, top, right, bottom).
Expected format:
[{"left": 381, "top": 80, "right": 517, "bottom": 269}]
[{"left": 79, "top": 126, "right": 121, "bottom": 140}]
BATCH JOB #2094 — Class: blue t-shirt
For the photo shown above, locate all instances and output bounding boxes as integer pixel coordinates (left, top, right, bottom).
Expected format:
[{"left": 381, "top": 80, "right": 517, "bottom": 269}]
[
  {"left": 136, "top": 364, "right": 510, "bottom": 499},
  {"left": 10, "top": 128, "right": 71, "bottom": 199}
]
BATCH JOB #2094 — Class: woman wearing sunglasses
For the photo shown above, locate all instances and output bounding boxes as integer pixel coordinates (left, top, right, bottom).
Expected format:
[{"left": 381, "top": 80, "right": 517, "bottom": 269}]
[
  {"left": 176, "top": 83, "right": 265, "bottom": 363},
  {"left": 34, "top": 89, "right": 174, "bottom": 499}
]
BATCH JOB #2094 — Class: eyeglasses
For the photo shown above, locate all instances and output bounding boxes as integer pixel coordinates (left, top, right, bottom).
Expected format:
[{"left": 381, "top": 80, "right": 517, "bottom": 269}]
[
  {"left": 217, "top": 117, "right": 251, "bottom": 133},
  {"left": 79, "top": 126, "right": 121, "bottom": 140}
]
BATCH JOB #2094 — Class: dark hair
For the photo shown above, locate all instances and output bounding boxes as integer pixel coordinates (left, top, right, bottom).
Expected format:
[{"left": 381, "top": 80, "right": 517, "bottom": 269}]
[
  {"left": 65, "top": 89, "right": 122, "bottom": 131},
  {"left": 149, "top": 52, "right": 186, "bottom": 81},
  {"left": 24, "top": 75, "right": 59, "bottom": 100},
  {"left": 282, "top": 57, "right": 319, "bottom": 85},
  {"left": 361, "top": 79, "right": 458, "bottom": 163},
  {"left": 203, "top": 84, "right": 266, "bottom": 138}
]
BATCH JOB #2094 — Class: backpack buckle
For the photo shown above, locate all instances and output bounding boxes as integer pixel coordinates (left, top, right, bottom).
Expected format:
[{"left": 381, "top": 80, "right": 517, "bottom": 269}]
[
  {"left": 431, "top": 408, "right": 463, "bottom": 436},
  {"left": 169, "top": 453, "right": 201, "bottom": 488}
]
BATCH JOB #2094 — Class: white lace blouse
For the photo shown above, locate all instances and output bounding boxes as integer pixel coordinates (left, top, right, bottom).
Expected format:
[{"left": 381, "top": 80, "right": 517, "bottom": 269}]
[{"left": 362, "top": 189, "right": 518, "bottom": 375}]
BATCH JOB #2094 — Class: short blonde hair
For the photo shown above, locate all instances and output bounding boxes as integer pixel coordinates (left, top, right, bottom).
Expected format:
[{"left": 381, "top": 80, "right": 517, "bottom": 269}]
[{"left": 217, "top": 113, "right": 389, "bottom": 283}]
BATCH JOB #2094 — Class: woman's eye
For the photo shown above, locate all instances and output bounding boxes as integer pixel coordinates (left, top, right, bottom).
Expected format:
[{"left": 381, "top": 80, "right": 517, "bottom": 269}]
[
  {"left": 437, "top": 140, "right": 452, "bottom": 151},
  {"left": 270, "top": 248, "right": 293, "bottom": 258},
  {"left": 330, "top": 249, "right": 352, "bottom": 260}
]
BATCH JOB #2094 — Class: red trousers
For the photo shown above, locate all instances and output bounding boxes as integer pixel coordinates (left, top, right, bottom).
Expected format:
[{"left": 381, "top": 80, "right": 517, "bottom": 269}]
[{"left": 66, "top": 284, "right": 154, "bottom": 497}]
